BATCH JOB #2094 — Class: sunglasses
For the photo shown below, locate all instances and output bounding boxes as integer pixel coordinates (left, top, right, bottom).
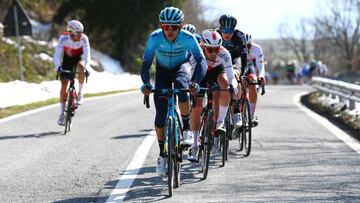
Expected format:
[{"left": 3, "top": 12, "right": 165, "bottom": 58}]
[
  {"left": 220, "top": 28, "right": 234, "bottom": 34},
  {"left": 205, "top": 47, "right": 220, "bottom": 54},
  {"left": 161, "top": 24, "right": 180, "bottom": 31},
  {"left": 70, "top": 31, "right": 82, "bottom": 36}
]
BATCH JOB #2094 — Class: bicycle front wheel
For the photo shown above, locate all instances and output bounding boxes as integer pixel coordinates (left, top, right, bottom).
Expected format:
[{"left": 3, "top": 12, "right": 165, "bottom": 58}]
[
  {"left": 174, "top": 116, "right": 182, "bottom": 188},
  {"left": 64, "top": 90, "right": 73, "bottom": 134},
  {"left": 201, "top": 110, "right": 213, "bottom": 180},
  {"left": 242, "top": 98, "right": 252, "bottom": 156},
  {"left": 224, "top": 109, "right": 232, "bottom": 161},
  {"left": 166, "top": 117, "right": 174, "bottom": 197}
]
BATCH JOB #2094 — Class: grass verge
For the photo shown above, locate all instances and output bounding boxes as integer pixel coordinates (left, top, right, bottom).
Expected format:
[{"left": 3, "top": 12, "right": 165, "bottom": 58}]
[{"left": 0, "top": 89, "right": 137, "bottom": 119}]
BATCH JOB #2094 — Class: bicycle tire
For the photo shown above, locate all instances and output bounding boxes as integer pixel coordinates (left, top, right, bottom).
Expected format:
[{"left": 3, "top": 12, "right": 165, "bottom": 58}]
[
  {"left": 202, "top": 110, "right": 212, "bottom": 180},
  {"left": 224, "top": 109, "right": 232, "bottom": 161},
  {"left": 166, "top": 116, "right": 174, "bottom": 197},
  {"left": 242, "top": 98, "right": 252, "bottom": 156},
  {"left": 174, "top": 116, "right": 181, "bottom": 188},
  {"left": 64, "top": 90, "right": 73, "bottom": 134},
  {"left": 221, "top": 131, "right": 226, "bottom": 167}
]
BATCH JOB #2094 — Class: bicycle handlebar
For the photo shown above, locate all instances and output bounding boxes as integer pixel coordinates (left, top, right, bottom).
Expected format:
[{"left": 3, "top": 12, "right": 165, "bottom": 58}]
[
  {"left": 240, "top": 76, "right": 266, "bottom": 95},
  {"left": 56, "top": 69, "right": 89, "bottom": 83},
  {"left": 143, "top": 88, "right": 195, "bottom": 109}
]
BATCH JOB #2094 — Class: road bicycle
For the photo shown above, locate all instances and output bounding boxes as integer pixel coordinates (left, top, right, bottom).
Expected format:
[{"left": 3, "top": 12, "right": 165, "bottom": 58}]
[
  {"left": 235, "top": 76, "right": 265, "bottom": 156},
  {"left": 57, "top": 69, "right": 88, "bottom": 134},
  {"left": 144, "top": 84, "right": 191, "bottom": 197}
]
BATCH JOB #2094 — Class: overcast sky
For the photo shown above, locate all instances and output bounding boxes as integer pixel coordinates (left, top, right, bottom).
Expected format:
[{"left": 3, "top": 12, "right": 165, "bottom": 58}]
[{"left": 202, "top": 0, "right": 326, "bottom": 39}]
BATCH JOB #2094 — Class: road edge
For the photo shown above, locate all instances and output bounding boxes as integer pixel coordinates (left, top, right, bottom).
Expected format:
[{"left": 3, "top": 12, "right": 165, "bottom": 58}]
[
  {"left": 0, "top": 91, "right": 137, "bottom": 124},
  {"left": 293, "top": 91, "right": 360, "bottom": 154}
]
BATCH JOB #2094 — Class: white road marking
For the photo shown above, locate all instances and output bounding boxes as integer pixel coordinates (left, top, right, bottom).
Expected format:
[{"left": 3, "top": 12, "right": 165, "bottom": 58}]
[
  {"left": 0, "top": 91, "right": 137, "bottom": 124},
  {"left": 106, "top": 131, "right": 156, "bottom": 203},
  {"left": 294, "top": 92, "right": 360, "bottom": 154}
]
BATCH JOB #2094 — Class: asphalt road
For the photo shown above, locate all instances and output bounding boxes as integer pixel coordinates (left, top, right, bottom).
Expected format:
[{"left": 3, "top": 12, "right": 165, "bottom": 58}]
[{"left": 0, "top": 86, "right": 359, "bottom": 202}]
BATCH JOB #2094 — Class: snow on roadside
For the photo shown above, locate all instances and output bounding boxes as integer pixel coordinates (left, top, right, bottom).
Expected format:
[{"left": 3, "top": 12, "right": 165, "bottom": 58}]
[
  {"left": 0, "top": 51, "right": 142, "bottom": 108},
  {"left": 318, "top": 94, "right": 360, "bottom": 117}
]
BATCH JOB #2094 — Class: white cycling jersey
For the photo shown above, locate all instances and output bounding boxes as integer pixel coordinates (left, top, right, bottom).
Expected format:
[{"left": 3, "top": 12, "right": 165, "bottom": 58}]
[
  {"left": 54, "top": 32, "right": 91, "bottom": 71},
  {"left": 206, "top": 46, "right": 238, "bottom": 90},
  {"left": 247, "top": 42, "right": 265, "bottom": 78}
]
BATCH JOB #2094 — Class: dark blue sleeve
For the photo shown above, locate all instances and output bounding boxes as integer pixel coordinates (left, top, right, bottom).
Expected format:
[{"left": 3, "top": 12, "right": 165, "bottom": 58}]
[{"left": 141, "top": 34, "right": 156, "bottom": 84}]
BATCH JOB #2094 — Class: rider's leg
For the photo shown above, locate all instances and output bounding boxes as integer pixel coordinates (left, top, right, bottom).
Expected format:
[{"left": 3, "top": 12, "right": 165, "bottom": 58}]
[
  {"left": 175, "top": 62, "right": 192, "bottom": 132},
  {"left": 58, "top": 79, "right": 69, "bottom": 125},
  {"left": 77, "top": 62, "right": 85, "bottom": 103},
  {"left": 232, "top": 69, "right": 242, "bottom": 126},
  {"left": 190, "top": 97, "right": 203, "bottom": 148},
  {"left": 248, "top": 85, "right": 257, "bottom": 117},
  {"left": 216, "top": 73, "right": 230, "bottom": 127},
  {"left": 77, "top": 62, "right": 85, "bottom": 92}
]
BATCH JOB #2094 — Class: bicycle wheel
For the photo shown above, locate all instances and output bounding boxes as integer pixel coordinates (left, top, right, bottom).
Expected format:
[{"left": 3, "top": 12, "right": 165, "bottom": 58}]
[
  {"left": 201, "top": 110, "right": 213, "bottom": 180},
  {"left": 242, "top": 98, "right": 252, "bottom": 156},
  {"left": 238, "top": 101, "right": 244, "bottom": 151},
  {"left": 64, "top": 90, "right": 73, "bottom": 134},
  {"left": 224, "top": 109, "right": 232, "bottom": 161},
  {"left": 174, "top": 117, "right": 181, "bottom": 188},
  {"left": 166, "top": 117, "right": 174, "bottom": 197},
  {"left": 221, "top": 131, "right": 226, "bottom": 167}
]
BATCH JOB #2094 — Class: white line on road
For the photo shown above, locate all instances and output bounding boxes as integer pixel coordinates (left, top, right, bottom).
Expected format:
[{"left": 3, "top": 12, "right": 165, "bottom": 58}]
[
  {"left": 106, "top": 131, "right": 156, "bottom": 203},
  {"left": 0, "top": 91, "right": 137, "bottom": 124},
  {"left": 294, "top": 92, "right": 360, "bottom": 154}
]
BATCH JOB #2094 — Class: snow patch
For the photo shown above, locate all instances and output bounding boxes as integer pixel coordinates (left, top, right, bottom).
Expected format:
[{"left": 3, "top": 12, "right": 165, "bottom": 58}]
[{"left": 0, "top": 49, "right": 142, "bottom": 108}]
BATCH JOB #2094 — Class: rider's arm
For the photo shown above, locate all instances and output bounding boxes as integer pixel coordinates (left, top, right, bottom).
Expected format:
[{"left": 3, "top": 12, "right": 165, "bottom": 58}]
[
  {"left": 237, "top": 32, "right": 248, "bottom": 75},
  {"left": 140, "top": 34, "right": 157, "bottom": 84},
  {"left": 54, "top": 36, "right": 64, "bottom": 70},
  {"left": 81, "top": 34, "right": 91, "bottom": 72},
  {"left": 223, "top": 49, "right": 238, "bottom": 89},
  {"left": 189, "top": 35, "right": 207, "bottom": 83},
  {"left": 254, "top": 43, "right": 265, "bottom": 78}
]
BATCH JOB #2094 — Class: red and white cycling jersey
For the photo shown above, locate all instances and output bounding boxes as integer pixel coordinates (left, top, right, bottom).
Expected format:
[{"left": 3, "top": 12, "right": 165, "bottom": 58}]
[
  {"left": 205, "top": 46, "right": 238, "bottom": 89},
  {"left": 247, "top": 42, "right": 265, "bottom": 78},
  {"left": 54, "top": 32, "right": 91, "bottom": 71}
]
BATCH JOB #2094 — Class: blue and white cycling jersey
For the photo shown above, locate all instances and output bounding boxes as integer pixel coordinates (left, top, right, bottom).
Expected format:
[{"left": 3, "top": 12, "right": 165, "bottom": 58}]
[{"left": 141, "top": 29, "right": 207, "bottom": 84}]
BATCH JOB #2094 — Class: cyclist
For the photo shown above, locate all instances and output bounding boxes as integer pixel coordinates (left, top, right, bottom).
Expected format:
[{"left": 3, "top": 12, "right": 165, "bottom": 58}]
[
  {"left": 244, "top": 33, "right": 266, "bottom": 126},
  {"left": 182, "top": 24, "right": 202, "bottom": 43},
  {"left": 188, "top": 30, "right": 239, "bottom": 160},
  {"left": 216, "top": 14, "right": 248, "bottom": 129},
  {"left": 54, "top": 19, "right": 90, "bottom": 126},
  {"left": 182, "top": 23, "right": 202, "bottom": 90},
  {"left": 140, "top": 7, "right": 207, "bottom": 174}
]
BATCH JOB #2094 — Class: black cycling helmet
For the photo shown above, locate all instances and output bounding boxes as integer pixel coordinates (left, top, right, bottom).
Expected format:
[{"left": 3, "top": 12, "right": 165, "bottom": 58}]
[{"left": 219, "top": 14, "right": 237, "bottom": 33}]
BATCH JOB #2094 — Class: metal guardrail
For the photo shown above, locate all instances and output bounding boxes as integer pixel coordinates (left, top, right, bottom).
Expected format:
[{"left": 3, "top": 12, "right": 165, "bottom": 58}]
[{"left": 311, "top": 77, "right": 360, "bottom": 110}]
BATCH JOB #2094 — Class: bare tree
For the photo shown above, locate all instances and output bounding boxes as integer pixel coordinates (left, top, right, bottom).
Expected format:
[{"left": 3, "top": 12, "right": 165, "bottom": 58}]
[
  {"left": 182, "top": 0, "right": 213, "bottom": 33},
  {"left": 314, "top": 0, "right": 360, "bottom": 71},
  {"left": 278, "top": 18, "right": 313, "bottom": 64}
]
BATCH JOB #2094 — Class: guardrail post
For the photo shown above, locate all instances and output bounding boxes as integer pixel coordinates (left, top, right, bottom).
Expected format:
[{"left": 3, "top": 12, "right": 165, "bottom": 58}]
[
  {"left": 349, "top": 98, "right": 355, "bottom": 110},
  {"left": 339, "top": 96, "right": 345, "bottom": 103}
]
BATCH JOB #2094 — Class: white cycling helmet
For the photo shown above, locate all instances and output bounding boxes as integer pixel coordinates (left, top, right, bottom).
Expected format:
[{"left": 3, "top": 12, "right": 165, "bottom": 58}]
[
  {"left": 245, "top": 33, "right": 252, "bottom": 45},
  {"left": 202, "top": 29, "right": 222, "bottom": 47},
  {"left": 182, "top": 24, "right": 196, "bottom": 34},
  {"left": 67, "top": 20, "right": 84, "bottom": 33}
]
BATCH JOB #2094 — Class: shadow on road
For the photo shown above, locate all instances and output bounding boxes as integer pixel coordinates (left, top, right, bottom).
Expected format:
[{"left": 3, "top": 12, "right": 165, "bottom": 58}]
[
  {"left": 111, "top": 129, "right": 153, "bottom": 140},
  {"left": 0, "top": 131, "right": 62, "bottom": 140}
]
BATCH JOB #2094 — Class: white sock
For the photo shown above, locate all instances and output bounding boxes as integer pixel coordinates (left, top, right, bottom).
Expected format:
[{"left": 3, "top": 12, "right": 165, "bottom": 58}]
[
  {"left": 250, "top": 103, "right": 256, "bottom": 117},
  {"left": 192, "top": 131, "right": 199, "bottom": 147},
  {"left": 60, "top": 102, "right": 65, "bottom": 114},
  {"left": 217, "top": 105, "right": 228, "bottom": 127},
  {"left": 78, "top": 83, "right": 84, "bottom": 95}
]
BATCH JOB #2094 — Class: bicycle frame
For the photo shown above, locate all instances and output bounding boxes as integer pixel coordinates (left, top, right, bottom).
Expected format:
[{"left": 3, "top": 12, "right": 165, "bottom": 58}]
[
  {"left": 59, "top": 69, "right": 77, "bottom": 134},
  {"left": 144, "top": 84, "right": 190, "bottom": 196}
]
